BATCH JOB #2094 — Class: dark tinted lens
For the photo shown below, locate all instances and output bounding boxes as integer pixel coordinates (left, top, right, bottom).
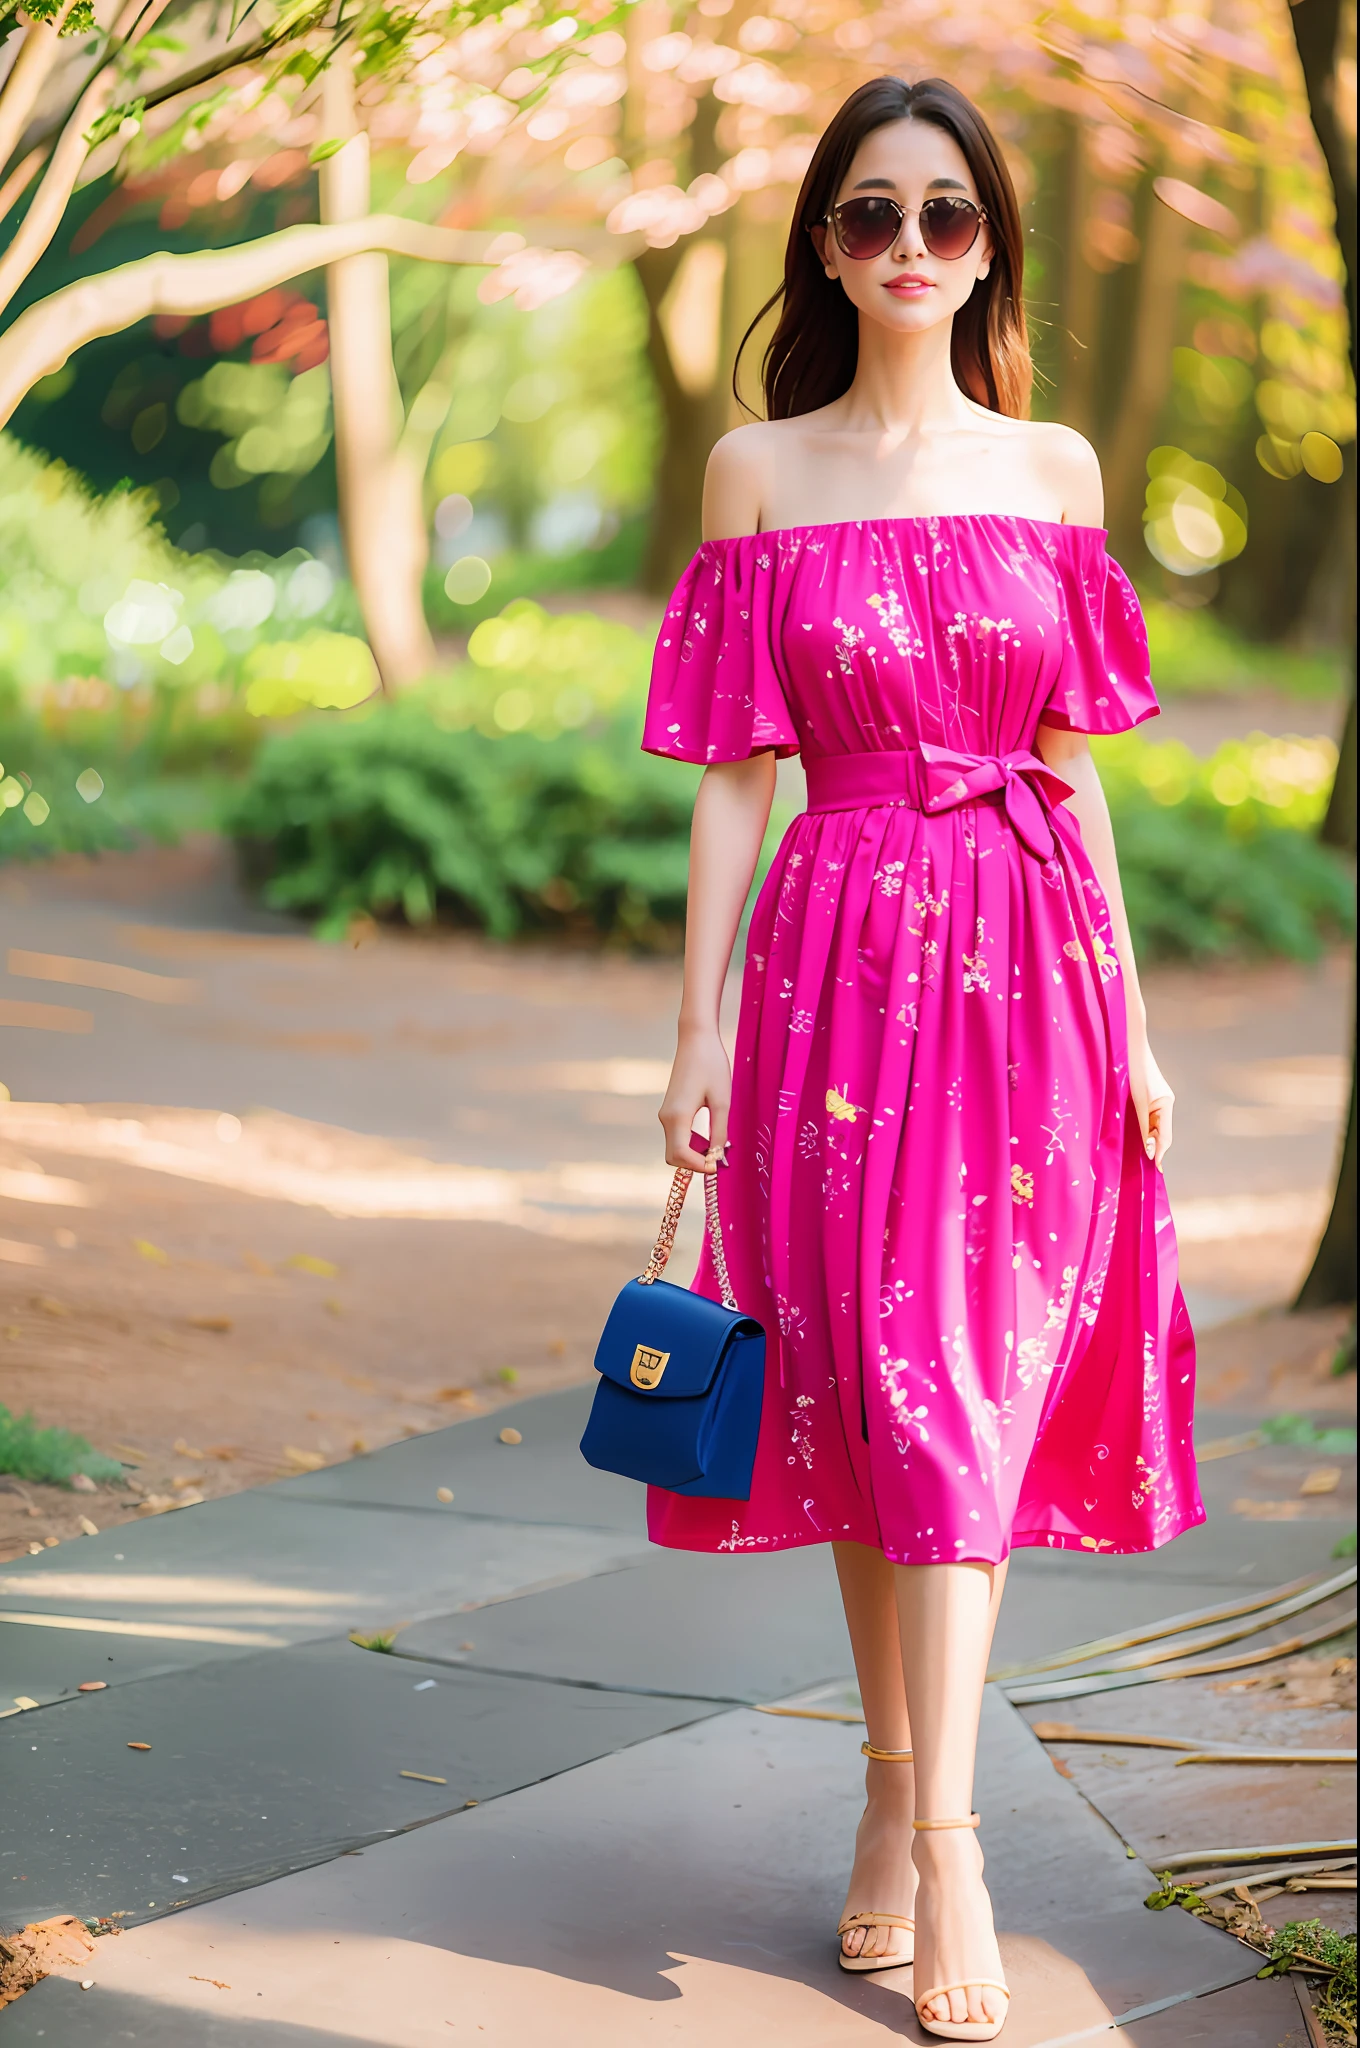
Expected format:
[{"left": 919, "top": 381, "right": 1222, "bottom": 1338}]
[
  {"left": 920, "top": 197, "right": 981, "bottom": 259},
  {"left": 833, "top": 197, "right": 903, "bottom": 259}
]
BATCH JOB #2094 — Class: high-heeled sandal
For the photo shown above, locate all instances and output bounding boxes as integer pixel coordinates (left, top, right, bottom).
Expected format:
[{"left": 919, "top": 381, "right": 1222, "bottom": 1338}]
[
  {"left": 911, "top": 1814, "right": 1010, "bottom": 2041},
  {"left": 836, "top": 1742, "right": 916, "bottom": 1974}
]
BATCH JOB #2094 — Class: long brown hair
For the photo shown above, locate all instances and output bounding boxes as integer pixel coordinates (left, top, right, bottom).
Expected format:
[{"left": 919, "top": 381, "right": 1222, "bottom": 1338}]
[{"left": 736, "top": 77, "right": 1032, "bottom": 421}]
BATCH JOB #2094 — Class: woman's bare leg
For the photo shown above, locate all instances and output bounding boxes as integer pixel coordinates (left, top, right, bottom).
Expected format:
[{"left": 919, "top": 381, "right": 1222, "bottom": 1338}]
[
  {"left": 897, "top": 1560, "right": 1009, "bottom": 2029},
  {"left": 832, "top": 1540, "right": 916, "bottom": 1962}
]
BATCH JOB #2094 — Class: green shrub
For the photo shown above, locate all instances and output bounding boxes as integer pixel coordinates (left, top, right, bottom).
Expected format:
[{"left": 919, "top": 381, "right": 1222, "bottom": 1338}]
[
  {"left": 0, "top": 1404, "right": 125, "bottom": 1488},
  {"left": 1141, "top": 595, "right": 1347, "bottom": 699},
  {"left": 230, "top": 703, "right": 1352, "bottom": 961},
  {"left": 227, "top": 702, "right": 703, "bottom": 944},
  {"left": 1094, "top": 730, "right": 1352, "bottom": 960}
]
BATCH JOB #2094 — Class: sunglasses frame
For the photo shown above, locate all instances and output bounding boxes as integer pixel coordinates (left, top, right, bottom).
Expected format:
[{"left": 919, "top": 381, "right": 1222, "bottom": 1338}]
[{"left": 817, "top": 194, "right": 989, "bottom": 263}]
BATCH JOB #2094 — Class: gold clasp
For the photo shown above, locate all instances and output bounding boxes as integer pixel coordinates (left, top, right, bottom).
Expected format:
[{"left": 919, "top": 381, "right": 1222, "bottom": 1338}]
[{"left": 629, "top": 1344, "right": 670, "bottom": 1389}]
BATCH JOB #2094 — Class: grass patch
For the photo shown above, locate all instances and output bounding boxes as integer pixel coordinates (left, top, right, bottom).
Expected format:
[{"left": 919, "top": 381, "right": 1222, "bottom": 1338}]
[
  {"left": 0, "top": 1404, "right": 125, "bottom": 1487},
  {"left": 1260, "top": 1921, "right": 1356, "bottom": 2045},
  {"left": 1260, "top": 1413, "right": 1357, "bottom": 1454}
]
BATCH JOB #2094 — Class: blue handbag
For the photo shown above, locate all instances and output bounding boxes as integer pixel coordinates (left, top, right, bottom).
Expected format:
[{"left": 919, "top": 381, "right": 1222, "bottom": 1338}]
[{"left": 579, "top": 1163, "right": 766, "bottom": 1499}]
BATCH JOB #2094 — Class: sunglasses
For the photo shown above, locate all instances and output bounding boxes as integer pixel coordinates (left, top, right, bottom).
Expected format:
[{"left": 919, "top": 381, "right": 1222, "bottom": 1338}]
[{"left": 820, "top": 194, "right": 988, "bottom": 263}]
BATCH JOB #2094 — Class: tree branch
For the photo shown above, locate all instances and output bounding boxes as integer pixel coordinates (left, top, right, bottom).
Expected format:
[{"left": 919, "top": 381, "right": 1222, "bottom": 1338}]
[
  {"left": 0, "top": 213, "right": 498, "bottom": 423},
  {"left": 10, "top": 27, "right": 282, "bottom": 173},
  {"left": 0, "top": 1, "right": 76, "bottom": 175}
]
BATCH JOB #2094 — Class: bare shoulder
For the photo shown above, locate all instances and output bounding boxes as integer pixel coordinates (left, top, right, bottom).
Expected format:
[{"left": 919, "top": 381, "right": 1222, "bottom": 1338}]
[
  {"left": 703, "top": 423, "right": 781, "bottom": 540},
  {"left": 1021, "top": 419, "right": 1104, "bottom": 526}
]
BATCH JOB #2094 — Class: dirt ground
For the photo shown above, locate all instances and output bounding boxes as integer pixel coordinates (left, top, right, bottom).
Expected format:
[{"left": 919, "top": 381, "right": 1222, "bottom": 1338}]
[
  {"left": 0, "top": 1111, "right": 1350, "bottom": 1561},
  {"left": 0, "top": 1138, "right": 633, "bottom": 1562}
]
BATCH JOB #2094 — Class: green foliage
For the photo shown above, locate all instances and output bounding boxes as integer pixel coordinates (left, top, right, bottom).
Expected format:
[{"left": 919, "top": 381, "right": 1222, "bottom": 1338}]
[
  {"left": 0, "top": 436, "right": 375, "bottom": 864},
  {"left": 424, "top": 598, "right": 652, "bottom": 739},
  {"left": 1094, "top": 731, "right": 1354, "bottom": 961},
  {"left": 1258, "top": 1921, "right": 1356, "bottom": 2045},
  {"left": 228, "top": 702, "right": 700, "bottom": 944},
  {"left": 1142, "top": 597, "right": 1348, "bottom": 700},
  {"left": 0, "top": 1405, "right": 125, "bottom": 1489},
  {"left": 1260, "top": 1413, "right": 1357, "bottom": 1453},
  {"left": 423, "top": 521, "right": 648, "bottom": 632}
]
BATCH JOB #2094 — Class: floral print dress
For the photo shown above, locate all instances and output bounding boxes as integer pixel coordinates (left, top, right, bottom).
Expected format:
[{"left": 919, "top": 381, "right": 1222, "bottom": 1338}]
[{"left": 642, "top": 516, "right": 1203, "bottom": 1565}]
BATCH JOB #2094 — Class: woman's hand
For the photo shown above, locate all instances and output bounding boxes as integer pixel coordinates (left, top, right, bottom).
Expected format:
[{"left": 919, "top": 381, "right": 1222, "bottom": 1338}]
[
  {"left": 659, "top": 1028, "right": 732, "bottom": 1173},
  {"left": 1129, "top": 1034, "right": 1174, "bottom": 1170}
]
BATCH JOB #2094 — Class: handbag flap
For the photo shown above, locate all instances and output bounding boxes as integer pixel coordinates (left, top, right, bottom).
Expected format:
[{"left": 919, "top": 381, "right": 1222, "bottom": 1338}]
[{"left": 594, "top": 1277, "right": 759, "bottom": 1400}]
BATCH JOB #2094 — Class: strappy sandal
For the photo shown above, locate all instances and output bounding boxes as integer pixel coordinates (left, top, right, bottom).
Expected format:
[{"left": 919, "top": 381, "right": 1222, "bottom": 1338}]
[
  {"left": 836, "top": 1742, "right": 916, "bottom": 1974},
  {"left": 911, "top": 1814, "right": 1010, "bottom": 2041}
]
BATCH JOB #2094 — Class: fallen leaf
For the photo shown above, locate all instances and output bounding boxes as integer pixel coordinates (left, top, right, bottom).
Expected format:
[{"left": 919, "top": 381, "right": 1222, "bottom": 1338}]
[
  {"left": 436, "top": 1487, "right": 454, "bottom": 1504},
  {"left": 1300, "top": 1467, "right": 1342, "bottom": 1496},
  {"left": 1232, "top": 1498, "right": 1308, "bottom": 1521},
  {"left": 399, "top": 1770, "right": 447, "bottom": 1785},
  {"left": 350, "top": 1436, "right": 368, "bottom": 1454},
  {"left": 286, "top": 1253, "right": 338, "bottom": 1279},
  {"left": 498, "top": 1428, "right": 522, "bottom": 1446},
  {"left": 13, "top": 1697, "right": 38, "bottom": 1710},
  {"left": 435, "top": 1387, "right": 475, "bottom": 1403},
  {"left": 77, "top": 1516, "right": 98, "bottom": 1537},
  {"left": 70, "top": 1473, "right": 97, "bottom": 1494},
  {"left": 324, "top": 1298, "right": 344, "bottom": 1316},
  {"left": 187, "top": 1316, "right": 232, "bottom": 1335},
  {"left": 1050, "top": 1756, "right": 1074, "bottom": 1778},
  {"left": 112, "top": 1443, "right": 148, "bottom": 1463},
  {"left": 31, "top": 1294, "right": 67, "bottom": 1317},
  {"left": 137, "top": 1494, "right": 175, "bottom": 1514},
  {"left": 170, "top": 1475, "right": 202, "bottom": 1491},
  {"left": 283, "top": 1446, "right": 326, "bottom": 1471},
  {"left": 241, "top": 1251, "right": 272, "bottom": 1276},
  {"left": 173, "top": 1439, "right": 205, "bottom": 1458},
  {"left": 203, "top": 1445, "right": 237, "bottom": 1461},
  {"left": 132, "top": 1239, "right": 169, "bottom": 1264},
  {"left": 189, "top": 1976, "right": 231, "bottom": 1989},
  {"left": 77, "top": 1682, "right": 106, "bottom": 1693},
  {"left": 547, "top": 1339, "right": 566, "bottom": 1357},
  {"left": 127, "top": 1741, "right": 151, "bottom": 1751}
]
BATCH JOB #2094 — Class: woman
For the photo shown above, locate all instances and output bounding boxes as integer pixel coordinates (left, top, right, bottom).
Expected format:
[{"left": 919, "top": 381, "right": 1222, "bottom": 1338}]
[{"left": 645, "top": 76, "right": 1203, "bottom": 2042}]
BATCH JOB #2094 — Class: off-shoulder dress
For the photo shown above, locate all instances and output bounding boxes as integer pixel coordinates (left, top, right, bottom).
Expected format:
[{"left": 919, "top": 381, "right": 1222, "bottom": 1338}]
[{"left": 642, "top": 516, "right": 1204, "bottom": 1565}]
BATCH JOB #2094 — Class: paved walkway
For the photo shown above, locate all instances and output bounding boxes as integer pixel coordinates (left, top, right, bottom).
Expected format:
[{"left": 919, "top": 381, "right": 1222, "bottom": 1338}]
[
  {"left": 2, "top": 1377, "right": 1346, "bottom": 2045},
  {"left": 0, "top": 838, "right": 1351, "bottom": 2045}
]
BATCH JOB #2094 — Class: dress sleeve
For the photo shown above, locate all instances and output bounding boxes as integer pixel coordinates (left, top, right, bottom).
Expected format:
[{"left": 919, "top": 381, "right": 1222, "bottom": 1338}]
[
  {"left": 642, "top": 537, "right": 799, "bottom": 764},
  {"left": 1041, "top": 529, "right": 1159, "bottom": 736}
]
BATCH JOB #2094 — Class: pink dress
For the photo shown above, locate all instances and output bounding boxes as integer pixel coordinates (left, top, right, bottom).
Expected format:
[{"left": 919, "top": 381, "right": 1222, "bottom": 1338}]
[{"left": 642, "top": 517, "right": 1204, "bottom": 1565}]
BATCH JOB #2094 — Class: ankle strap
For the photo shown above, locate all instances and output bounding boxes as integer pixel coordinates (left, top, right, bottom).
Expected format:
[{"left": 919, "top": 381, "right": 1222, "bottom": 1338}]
[
  {"left": 913, "top": 1814, "right": 981, "bottom": 1831},
  {"left": 861, "top": 1742, "right": 914, "bottom": 1762}
]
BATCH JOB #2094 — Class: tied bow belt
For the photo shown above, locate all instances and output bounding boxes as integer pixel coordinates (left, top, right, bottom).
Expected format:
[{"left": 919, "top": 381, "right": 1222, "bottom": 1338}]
[{"left": 803, "top": 744, "right": 1073, "bottom": 862}]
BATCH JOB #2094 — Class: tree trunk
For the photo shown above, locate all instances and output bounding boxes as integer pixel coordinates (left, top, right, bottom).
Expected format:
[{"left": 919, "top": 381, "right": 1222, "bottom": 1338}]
[
  {"left": 1059, "top": 120, "right": 1099, "bottom": 441},
  {"left": 1290, "top": 0, "right": 1357, "bottom": 1315},
  {"left": 1102, "top": 184, "right": 1187, "bottom": 565},
  {"left": 319, "top": 57, "right": 435, "bottom": 689},
  {"left": 638, "top": 240, "right": 730, "bottom": 593}
]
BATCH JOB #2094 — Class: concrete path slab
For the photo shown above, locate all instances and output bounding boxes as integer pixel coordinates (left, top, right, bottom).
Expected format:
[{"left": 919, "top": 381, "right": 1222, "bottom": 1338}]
[
  {"left": 0, "top": 1489, "right": 639, "bottom": 1678},
  {"left": 1124, "top": 1971, "right": 1308, "bottom": 2047},
  {"left": 0, "top": 1635, "right": 725, "bottom": 1925},
  {"left": 12, "top": 1694, "right": 1254, "bottom": 2047},
  {"left": 273, "top": 1385, "right": 645, "bottom": 1534},
  {"left": 397, "top": 1542, "right": 853, "bottom": 1705}
]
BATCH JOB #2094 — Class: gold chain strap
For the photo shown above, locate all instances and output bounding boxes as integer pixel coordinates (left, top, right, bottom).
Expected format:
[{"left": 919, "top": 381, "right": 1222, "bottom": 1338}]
[{"left": 638, "top": 1165, "right": 738, "bottom": 1312}]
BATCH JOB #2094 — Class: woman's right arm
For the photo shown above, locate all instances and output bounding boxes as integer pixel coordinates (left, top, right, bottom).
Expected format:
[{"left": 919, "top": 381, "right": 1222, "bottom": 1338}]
[
  {"left": 659, "top": 754, "right": 777, "bottom": 1171},
  {"left": 658, "top": 428, "right": 776, "bottom": 1174}
]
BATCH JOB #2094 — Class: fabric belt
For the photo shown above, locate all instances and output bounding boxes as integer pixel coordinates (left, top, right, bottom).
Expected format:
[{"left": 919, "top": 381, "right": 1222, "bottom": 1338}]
[{"left": 802, "top": 745, "right": 1073, "bottom": 862}]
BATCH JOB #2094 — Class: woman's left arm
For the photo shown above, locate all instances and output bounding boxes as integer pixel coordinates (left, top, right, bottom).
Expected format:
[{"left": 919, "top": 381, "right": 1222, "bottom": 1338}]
[{"left": 1034, "top": 724, "right": 1174, "bottom": 1168}]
